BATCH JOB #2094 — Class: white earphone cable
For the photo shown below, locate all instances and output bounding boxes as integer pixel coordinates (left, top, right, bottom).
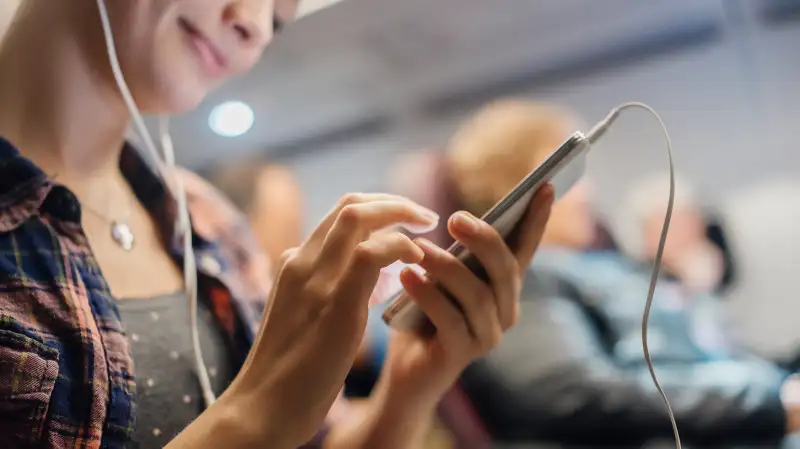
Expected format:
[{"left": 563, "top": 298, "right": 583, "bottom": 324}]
[
  {"left": 96, "top": 0, "right": 216, "bottom": 408},
  {"left": 586, "top": 102, "right": 681, "bottom": 449}
]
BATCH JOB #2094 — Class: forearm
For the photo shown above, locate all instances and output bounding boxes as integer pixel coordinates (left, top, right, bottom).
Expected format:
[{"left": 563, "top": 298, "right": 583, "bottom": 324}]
[
  {"left": 324, "top": 377, "right": 438, "bottom": 449},
  {"left": 166, "top": 392, "right": 307, "bottom": 449},
  {"left": 166, "top": 394, "right": 288, "bottom": 449}
]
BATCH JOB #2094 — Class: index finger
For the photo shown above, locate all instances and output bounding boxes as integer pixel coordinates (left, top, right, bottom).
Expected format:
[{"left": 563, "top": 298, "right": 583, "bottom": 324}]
[
  {"left": 307, "top": 193, "right": 436, "bottom": 251},
  {"left": 313, "top": 200, "right": 436, "bottom": 280},
  {"left": 513, "top": 184, "right": 554, "bottom": 269}
]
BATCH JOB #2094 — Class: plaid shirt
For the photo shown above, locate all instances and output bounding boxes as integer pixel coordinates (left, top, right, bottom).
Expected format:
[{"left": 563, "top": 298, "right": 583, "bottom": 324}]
[{"left": 0, "top": 138, "right": 346, "bottom": 448}]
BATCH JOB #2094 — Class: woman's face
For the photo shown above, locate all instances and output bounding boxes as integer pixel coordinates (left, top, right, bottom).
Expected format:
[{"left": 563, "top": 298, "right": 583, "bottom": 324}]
[{"left": 90, "top": 0, "right": 297, "bottom": 113}]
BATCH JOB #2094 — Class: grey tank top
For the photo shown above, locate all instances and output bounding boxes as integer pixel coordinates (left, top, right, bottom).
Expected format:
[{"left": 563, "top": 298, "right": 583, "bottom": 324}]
[{"left": 118, "top": 292, "right": 237, "bottom": 448}]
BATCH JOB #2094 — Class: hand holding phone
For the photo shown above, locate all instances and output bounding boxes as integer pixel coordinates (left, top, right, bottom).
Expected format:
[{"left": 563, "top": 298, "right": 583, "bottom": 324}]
[{"left": 382, "top": 132, "right": 591, "bottom": 333}]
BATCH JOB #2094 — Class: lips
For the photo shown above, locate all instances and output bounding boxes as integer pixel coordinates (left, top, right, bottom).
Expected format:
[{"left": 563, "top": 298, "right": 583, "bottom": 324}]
[{"left": 178, "top": 17, "right": 229, "bottom": 78}]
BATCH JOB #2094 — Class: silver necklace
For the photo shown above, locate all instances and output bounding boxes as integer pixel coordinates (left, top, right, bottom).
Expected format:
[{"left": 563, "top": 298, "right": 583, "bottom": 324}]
[
  {"left": 48, "top": 174, "right": 136, "bottom": 252},
  {"left": 81, "top": 206, "right": 136, "bottom": 251}
]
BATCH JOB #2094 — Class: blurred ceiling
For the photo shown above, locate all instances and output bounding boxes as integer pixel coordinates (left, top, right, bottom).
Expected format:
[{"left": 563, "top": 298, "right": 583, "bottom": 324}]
[{"left": 171, "top": 0, "right": 730, "bottom": 169}]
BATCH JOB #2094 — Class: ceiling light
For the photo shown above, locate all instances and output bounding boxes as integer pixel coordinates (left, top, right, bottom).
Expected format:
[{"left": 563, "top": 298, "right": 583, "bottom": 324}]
[{"left": 209, "top": 101, "right": 254, "bottom": 137}]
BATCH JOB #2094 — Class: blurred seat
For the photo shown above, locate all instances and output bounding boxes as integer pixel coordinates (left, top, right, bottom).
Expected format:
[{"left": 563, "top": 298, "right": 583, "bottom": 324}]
[{"left": 719, "top": 178, "right": 800, "bottom": 364}]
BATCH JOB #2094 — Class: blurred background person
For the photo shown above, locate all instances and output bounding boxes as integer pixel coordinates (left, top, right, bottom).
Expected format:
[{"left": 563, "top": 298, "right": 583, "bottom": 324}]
[
  {"left": 615, "top": 172, "right": 732, "bottom": 296},
  {"left": 443, "top": 98, "right": 800, "bottom": 448},
  {"left": 211, "top": 160, "right": 305, "bottom": 267}
]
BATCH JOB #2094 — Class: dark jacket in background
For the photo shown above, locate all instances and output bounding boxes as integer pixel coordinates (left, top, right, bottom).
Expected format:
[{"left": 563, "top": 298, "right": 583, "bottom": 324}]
[{"left": 462, "top": 249, "right": 788, "bottom": 447}]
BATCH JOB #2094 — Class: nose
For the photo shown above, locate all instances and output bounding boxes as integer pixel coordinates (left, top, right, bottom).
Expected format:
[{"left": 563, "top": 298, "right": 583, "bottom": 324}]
[{"left": 222, "top": 1, "right": 270, "bottom": 48}]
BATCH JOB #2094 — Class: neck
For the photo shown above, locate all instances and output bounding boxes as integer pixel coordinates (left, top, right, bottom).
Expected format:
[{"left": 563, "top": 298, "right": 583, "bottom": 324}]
[{"left": 0, "top": 1, "right": 130, "bottom": 189}]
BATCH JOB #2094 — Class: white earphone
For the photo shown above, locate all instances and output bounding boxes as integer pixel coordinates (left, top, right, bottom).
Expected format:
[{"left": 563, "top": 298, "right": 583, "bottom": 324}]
[{"left": 95, "top": 0, "right": 216, "bottom": 408}]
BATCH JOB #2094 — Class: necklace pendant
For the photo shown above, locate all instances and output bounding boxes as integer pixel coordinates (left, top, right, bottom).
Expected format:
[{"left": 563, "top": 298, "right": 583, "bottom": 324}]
[{"left": 111, "top": 221, "right": 135, "bottom": 251}]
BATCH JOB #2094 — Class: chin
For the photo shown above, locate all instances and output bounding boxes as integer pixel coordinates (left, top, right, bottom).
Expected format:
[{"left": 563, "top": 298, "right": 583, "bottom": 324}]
[
  {"left": 136, "top": 69, "right": 212, "bottom": 114},
  {"left": 160, "top": 79, "right": 210, "bottom": 114}
]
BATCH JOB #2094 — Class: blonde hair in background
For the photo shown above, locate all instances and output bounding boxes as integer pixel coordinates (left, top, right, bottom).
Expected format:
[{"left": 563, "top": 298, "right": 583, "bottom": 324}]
[
  {"left": 446, "top": 98, "right": 582, "bottom": 216},
  {"left": 615, "top": 171, "right": 697, "bottom": 258}
]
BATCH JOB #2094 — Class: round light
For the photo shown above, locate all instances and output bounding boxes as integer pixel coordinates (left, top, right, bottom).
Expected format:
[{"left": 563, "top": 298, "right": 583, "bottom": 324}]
[{"left": 209, "top": 101, "right": 254, "bottom": 137}]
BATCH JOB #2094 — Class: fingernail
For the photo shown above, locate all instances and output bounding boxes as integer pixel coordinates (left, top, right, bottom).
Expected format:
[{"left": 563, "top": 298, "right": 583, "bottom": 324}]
[
  {"left": 451, "top": 212, "right": 478, "bottom": 233},
  {"left": 401, "top": 266, "right": 424, "bottom": 284},
  {"left": 402, "top": 222, "right": 438, "bottom": 235},
  {"left": 399, "top": 207, "right": 440, "bottom": 234},
  {"left": 416, "top": 207, "right": 440, "bottom": 224}
]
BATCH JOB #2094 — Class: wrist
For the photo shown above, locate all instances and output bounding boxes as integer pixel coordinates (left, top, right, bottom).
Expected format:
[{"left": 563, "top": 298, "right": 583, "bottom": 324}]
[
  {"left": 214, "top": 388, "right": 296, "bottom": 449},
  {"left": 170, "top": 392, "right": 291, "bottom": 449},
  {"left": 372, "top": 370, "right": 442, "bottom": 417}
]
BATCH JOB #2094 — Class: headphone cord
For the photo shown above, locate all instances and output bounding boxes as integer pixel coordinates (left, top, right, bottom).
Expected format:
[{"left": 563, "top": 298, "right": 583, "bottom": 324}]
[
  {"left": 587, "top": 102, "right": 681, "bottom": 449},
  {"left": 95, "top": 0, "right": 216, "bottom": 407}
]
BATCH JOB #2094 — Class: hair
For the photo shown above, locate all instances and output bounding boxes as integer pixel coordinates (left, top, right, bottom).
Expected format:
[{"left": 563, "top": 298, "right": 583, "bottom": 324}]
[{"left": 445, "top": 98, "right": 580, "bottom": 216}]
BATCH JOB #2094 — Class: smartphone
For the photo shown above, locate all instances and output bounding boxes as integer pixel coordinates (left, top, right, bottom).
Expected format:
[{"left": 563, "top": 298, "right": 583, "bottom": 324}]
[{"left": 381, "top": 131, "right": 592, "bottom": 333}]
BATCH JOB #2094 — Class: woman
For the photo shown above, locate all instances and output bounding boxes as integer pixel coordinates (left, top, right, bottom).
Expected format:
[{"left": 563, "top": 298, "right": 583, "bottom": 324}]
[{"left": 0, "top": 1, "right": 553, "bottom": 449}]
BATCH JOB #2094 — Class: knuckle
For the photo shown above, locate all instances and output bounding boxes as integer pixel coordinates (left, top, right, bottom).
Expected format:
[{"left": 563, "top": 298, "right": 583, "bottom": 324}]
[
  {"left": 338, "top": 192, "right": 363, "bottom": 207},
  {"left": 338, "top": 204, "right": 363, "bottom": 227},
  {"left": 302, "top": 279, "right": 333, "bottom": 305},
  {"left": 279, "top": 252, "right": 305, "bottom": 279},
  {"left": 278, "top": 247, "right": 299, "bottom": 266},
  {"left": 352, "top": 242, "right": 377, "bottom": 266}
]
